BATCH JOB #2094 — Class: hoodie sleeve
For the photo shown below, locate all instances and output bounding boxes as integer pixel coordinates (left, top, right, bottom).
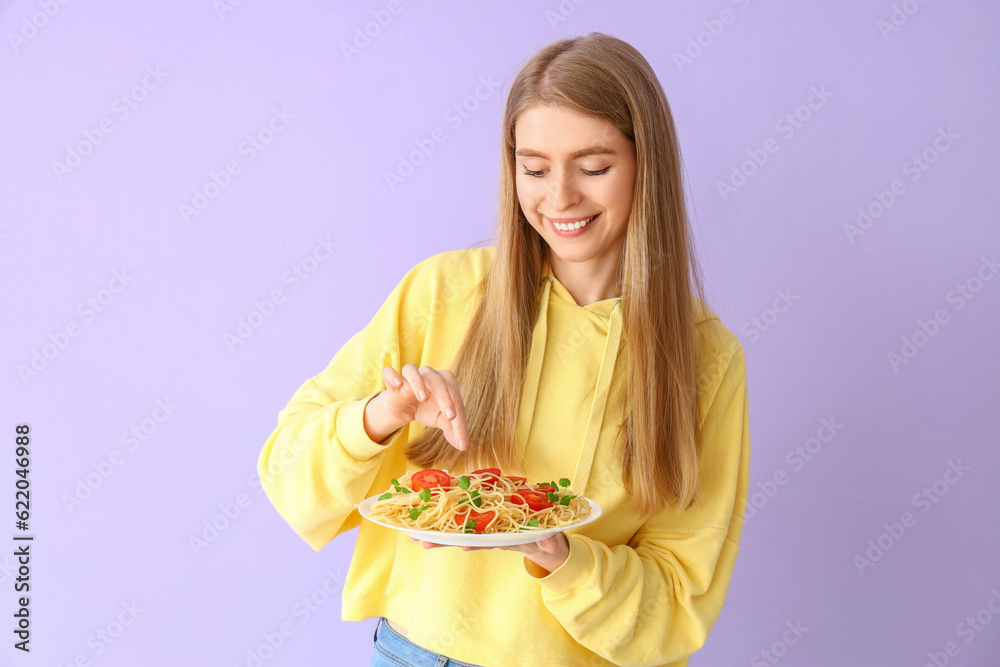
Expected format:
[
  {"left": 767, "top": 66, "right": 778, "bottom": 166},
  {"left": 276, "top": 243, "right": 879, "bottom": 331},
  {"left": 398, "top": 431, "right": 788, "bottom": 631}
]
[
  {"left": 257, "top": 258, "right": 434, "bottom": 552},
  {"left": 524, "top": 343, "right": 750, "bottom": 666}
]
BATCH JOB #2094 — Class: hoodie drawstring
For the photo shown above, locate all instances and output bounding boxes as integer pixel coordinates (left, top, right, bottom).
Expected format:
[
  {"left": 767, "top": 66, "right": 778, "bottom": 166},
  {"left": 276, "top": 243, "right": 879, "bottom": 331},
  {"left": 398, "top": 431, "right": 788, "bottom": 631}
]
[{"left": 516, "top": 276, "right": 624, "bottom": 497}]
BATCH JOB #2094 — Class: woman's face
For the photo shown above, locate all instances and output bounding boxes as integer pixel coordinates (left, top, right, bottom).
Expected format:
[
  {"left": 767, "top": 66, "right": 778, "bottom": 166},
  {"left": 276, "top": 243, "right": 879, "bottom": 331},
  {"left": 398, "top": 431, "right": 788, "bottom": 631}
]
[{"left": 514, "top": 104, "right": 636, "bottom": 269}]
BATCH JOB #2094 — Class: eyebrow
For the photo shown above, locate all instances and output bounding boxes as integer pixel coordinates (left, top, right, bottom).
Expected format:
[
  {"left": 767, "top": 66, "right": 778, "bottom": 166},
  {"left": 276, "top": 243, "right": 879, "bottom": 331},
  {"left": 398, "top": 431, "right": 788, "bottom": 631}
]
[{"left": 514, "top": 146, "right": 617, "bottom": 160}]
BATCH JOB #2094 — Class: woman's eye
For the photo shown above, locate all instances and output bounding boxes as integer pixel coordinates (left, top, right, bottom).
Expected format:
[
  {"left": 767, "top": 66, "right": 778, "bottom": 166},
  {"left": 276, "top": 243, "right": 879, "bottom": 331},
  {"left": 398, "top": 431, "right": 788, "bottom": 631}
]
[{"left": 520, "top": 166, "right": 611, "bottom": 178}]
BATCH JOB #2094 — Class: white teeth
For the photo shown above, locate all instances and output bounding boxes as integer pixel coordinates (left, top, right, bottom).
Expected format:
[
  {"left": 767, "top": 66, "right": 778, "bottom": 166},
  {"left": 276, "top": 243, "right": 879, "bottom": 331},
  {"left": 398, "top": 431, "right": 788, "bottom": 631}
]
[{"left": 554, "top": 214, "right": 596, "bottom": 231}]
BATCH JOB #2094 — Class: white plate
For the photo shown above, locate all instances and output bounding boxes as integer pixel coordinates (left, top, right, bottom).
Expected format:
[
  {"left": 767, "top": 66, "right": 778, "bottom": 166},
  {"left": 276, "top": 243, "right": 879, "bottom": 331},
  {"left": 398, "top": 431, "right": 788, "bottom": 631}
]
[{"left": 356, "top": 494, "right": 603, "bottom": 547}]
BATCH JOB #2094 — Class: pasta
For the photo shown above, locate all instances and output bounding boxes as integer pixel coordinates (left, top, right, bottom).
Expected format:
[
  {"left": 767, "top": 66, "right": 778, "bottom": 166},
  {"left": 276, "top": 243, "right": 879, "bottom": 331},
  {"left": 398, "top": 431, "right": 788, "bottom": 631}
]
[{"left": 366, "top": 468, "right": 592, "bottom": 534}]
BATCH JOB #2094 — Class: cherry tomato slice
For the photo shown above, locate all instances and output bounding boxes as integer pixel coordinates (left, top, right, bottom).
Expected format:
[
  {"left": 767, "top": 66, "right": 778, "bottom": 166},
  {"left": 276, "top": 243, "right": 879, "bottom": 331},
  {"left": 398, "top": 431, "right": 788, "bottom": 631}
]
[
  {"left": 454, "top": 509, "right": 496, "bottom": 534},
  {"left": 511, "top": 489, "right": 554, "bottom": 512},
  {"left": 410, "top": 469, "right": 452, "bottom": 492},
  {"left": 533, "top": 484, "right": 557, "bottom": 494},
  {"left": 506, "top": 476, "right": 527, "bottom": 485}
]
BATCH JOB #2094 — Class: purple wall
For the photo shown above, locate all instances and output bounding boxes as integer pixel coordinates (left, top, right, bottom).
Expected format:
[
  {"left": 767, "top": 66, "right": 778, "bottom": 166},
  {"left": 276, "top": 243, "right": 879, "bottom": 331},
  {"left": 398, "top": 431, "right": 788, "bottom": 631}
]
[{"left": 3, "top": 1, "right": 998, "bottom": 665}]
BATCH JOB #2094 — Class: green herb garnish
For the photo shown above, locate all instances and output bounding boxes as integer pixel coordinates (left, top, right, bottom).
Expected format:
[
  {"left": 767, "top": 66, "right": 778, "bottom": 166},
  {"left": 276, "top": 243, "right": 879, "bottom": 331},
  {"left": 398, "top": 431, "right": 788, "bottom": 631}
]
[
  {"left": 527, "top": 519, "right": 540, "bottom": 527},
  {"left": 559, "top": 494, "right": 574, "bottom": 506},
  {"left": 408, "top": 504, "right": 431, "bottom": 520},
  {"left": 547, "top": 491, "right": 559, "bottom": 502},
  {"left": 458, "top": 475, "right": 471, "bottom": 490},
  {"left": 419, "top": 489, "right": 432, "bottom": 502},
  {"left": 377, "top": 492, "right": 392, "bottom": 501},
  {"left": 559, "top": 478, "right": 571, "bottom": 488},
  {"left": 464, "top": 519, "right": 476, "bottom": 534}
]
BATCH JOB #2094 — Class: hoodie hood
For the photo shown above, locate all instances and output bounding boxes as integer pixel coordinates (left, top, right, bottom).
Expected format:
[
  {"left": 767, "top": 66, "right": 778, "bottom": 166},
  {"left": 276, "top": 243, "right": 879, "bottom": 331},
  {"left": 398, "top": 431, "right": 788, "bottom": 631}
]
[{"left": 515, "top": 267, "right": 716, "bottom": 494}]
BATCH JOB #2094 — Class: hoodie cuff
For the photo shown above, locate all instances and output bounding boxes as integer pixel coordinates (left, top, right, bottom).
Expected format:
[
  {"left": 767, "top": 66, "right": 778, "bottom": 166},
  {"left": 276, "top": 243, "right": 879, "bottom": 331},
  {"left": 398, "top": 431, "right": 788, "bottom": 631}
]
[
  {"left": 523, "top": 534, "right": 595, "bottom": 596},
  {"left": 336, "top": 391, "right": 405, "bottom": 462}
]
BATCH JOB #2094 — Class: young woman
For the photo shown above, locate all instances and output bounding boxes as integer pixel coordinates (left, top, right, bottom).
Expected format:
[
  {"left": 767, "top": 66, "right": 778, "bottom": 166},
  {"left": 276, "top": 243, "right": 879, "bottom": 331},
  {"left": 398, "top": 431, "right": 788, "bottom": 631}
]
[{"left": 259, "top": 32, "right": 750, "bottom": 667}]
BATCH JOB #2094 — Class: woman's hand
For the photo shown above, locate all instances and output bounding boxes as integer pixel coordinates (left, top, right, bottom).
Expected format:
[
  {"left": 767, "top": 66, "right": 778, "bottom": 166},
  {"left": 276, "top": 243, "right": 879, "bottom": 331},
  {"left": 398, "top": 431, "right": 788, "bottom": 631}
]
[
  {"left": 377, "top": 364, "right": 469, "bottom": 451},
  {"left": 409, "top": 532, "right": 571, "bottom": 574}
]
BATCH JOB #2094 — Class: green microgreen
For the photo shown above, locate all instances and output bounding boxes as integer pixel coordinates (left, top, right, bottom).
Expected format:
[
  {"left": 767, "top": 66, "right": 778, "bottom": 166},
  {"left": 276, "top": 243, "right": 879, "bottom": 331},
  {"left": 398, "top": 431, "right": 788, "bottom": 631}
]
[
  {"left": 390, "top": 478, "right": 412, "bottom": 494},
  {"left": 408, "top": 504, "right": 431, "bottom": 521}
]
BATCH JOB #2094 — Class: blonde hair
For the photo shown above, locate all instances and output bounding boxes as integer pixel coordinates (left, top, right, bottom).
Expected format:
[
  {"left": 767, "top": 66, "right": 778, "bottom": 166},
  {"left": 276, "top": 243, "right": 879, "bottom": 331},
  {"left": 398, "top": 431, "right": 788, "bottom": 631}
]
[{"left": 404, "top": 32, "right": 712, "bottom": 519}]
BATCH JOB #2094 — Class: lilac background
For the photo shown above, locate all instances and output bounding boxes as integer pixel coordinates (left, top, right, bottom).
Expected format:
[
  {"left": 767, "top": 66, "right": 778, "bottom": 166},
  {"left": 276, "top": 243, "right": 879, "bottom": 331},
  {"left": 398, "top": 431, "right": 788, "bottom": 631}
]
[{"left": 2, "top": 1, "right": 999, "bottom": 665}]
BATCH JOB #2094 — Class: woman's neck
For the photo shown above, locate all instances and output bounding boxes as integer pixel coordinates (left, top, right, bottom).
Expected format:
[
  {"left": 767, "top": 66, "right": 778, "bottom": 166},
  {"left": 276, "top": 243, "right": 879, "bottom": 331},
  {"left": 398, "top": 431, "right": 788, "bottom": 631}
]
[{"left": 547, "top": 255, "right": 621, "bottom": 307}]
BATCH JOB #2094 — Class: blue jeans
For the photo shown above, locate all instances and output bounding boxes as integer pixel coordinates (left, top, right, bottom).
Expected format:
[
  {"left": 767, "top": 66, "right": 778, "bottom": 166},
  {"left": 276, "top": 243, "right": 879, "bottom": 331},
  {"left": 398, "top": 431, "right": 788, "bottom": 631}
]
[{"left": 370, "top": 617, "right": 484, "bottom": 667}]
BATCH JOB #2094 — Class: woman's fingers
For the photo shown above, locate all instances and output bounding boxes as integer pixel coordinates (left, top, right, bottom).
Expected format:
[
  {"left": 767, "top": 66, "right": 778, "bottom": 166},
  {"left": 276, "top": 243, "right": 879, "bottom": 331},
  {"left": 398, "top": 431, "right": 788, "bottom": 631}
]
[
  {"left": 420, "top": 368, "right": 468, "bottom": 451},
  {"left": 417, "top": 368, "right": 467, "bottom": 451},
  {"left": 419, "top": 367, "right": 455, "bottom": 418},
  {"left": 409, "top": 536, "right": 445, "bottom": 549},
  {"left": 381, "top": 366, "right": 404, "bottom": 390},
  {"left": 387, "top": 364, "right": 470, "bottom": 450},
  {"left": 439, "top": 370, "right": 469, "bottom": 450},
  {"left": 400, "top": 363, "right": 429, "bottom": 402},
  {"left": 378, "top": 366, "right": 418, "bottom": 424},
  {"left": 535, "top": 535, "right": 560, "bottom": 554}
]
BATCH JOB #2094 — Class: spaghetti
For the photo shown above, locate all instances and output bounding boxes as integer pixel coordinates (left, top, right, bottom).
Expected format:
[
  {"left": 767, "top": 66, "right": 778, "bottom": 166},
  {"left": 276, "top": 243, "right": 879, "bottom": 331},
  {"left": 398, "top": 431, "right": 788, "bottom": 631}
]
[{"left": 366, "top": 468, "right": 592, "bottom": 534}]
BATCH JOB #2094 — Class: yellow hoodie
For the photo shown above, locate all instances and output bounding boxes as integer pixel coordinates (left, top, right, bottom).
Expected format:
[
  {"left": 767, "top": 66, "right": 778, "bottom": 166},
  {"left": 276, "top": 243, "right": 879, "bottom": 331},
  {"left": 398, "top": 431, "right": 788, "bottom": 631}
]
[{"left": 258, "top": 246, "right": 750, "bottom": 667}]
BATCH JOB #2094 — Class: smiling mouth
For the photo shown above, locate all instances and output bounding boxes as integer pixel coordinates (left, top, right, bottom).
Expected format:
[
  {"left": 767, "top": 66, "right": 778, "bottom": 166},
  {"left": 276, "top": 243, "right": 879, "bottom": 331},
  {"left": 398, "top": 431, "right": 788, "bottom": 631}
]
[{"left": 548, "top": 214, "right": 598, "bottom": 231}]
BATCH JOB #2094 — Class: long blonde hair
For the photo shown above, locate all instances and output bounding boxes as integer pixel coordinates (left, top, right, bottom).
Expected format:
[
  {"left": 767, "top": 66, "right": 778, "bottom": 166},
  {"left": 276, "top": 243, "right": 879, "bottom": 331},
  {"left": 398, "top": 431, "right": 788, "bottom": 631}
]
[{"left": 404, "top": 32, "right": 712, "bottom": 519}]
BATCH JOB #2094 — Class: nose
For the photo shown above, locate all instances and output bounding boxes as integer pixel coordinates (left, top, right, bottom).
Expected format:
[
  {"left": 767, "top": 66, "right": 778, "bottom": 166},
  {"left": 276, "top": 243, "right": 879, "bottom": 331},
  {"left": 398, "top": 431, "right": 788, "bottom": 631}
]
[{"left": 548, "top": 172, "right": 580, "bottom": 213}]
